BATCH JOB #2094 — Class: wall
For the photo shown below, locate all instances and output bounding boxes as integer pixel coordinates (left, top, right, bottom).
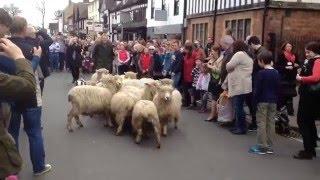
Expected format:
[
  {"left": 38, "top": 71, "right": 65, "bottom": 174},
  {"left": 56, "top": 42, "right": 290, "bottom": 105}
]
[
  {"left": 215, "top": 9, "right": 264, "bottom": 42},
  {"left": 146, "top": 0, "right": 184, "bottom": 28}
]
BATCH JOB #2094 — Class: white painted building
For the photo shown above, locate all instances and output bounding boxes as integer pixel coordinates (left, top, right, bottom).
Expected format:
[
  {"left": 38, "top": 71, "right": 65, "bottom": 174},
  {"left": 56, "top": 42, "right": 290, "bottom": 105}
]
[
  {"left": 88, "top": 0, "right": 100, "bottom": 23},
  {"left": 146, "top": 0, "right": 185, "bottom": 39}
]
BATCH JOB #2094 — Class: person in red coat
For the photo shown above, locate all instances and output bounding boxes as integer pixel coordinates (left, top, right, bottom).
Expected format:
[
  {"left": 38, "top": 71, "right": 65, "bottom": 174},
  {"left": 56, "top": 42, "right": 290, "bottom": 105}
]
[
  {"left": 183, "top": 45, "right": 196, "bottom": 107},
  {"left": 138, "top": 47, "right": 153, "bottom": 78}
]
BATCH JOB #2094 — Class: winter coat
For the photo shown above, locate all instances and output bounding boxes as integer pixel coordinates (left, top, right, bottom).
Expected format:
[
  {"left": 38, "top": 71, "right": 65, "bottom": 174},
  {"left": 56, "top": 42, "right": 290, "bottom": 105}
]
[{"left": 226, "top": 51, "right": 253, "bottom": 97}]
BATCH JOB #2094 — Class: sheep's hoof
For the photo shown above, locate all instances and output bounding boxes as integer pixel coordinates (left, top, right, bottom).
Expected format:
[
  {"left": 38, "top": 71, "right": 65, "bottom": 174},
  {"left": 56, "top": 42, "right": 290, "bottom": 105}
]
[
  {"left": 115, "top": 132, "right": 122, "bottom": 136},
  {"left": 174, "top": 126, "right": 178, "bottom": 130},
  {"left": 135, "top": 140, "right": 141, "bottom": 144},
  {"left": 162, "top": 133, "right": 167, "bottom": 137},
  {"left": 79, "top": 124, "right": 84, "bottom": 128},
  {"left": 156, "top": 144, "right": 161, "bottom": 149},
  {"left": 68, "top": 129, "right": 74, "bottom": 133}
]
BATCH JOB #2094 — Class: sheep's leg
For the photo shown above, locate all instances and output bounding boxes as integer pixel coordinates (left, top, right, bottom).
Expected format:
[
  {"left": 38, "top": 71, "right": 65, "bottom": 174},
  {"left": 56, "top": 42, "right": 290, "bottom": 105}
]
[
  {"left": 162, "top": 124, "right": 168, "bottom": 137},
  {"left": 67, "top": 112, "right": 74, "bottom": 132},
  {"left": 153, "top": 123, "right": 161, "bottom": 149},
  {"left": 75, "top": 115, "right": 83, "bottom": 128},
  {"left": 116, "top": 114, "right": 125, "bottom": 136},
  {"left": 174, "top": 118, "right": 178, "bottom": 130},
  {"left": 104, "top": 111, "right": 113, "bottom": 128},
  {"left": 135, "top": 129, "right": 143, "bottom": 144}
]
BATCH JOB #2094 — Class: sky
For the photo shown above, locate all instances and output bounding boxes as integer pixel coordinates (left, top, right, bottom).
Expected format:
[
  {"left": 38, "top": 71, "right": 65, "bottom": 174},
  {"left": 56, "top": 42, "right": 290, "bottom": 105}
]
[{"left": 0, "top": 0, "right": 83, "bottom": 28}]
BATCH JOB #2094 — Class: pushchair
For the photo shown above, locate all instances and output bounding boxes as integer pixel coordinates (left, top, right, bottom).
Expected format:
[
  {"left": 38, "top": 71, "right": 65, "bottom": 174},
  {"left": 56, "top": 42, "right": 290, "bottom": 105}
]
[
  {"left": 274, "top": 106, "right": 290, "bottom": 135},
  {"left": 82, "top": 57, "right": 94, "bottom": 73}
]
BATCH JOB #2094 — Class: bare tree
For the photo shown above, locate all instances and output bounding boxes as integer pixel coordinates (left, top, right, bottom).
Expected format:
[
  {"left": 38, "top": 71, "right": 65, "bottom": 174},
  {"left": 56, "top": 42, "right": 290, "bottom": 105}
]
[
  {"left": 3, "top": 4, "right": 22, "bottom": 16},
  {"left": 36, "top": 0, "right": 46, "bottom": 29}
]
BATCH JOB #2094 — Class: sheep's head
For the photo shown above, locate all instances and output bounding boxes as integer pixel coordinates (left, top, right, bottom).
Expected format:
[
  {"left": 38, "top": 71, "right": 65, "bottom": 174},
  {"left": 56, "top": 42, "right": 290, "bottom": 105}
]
[
  {"left": 99, "top": 75, "right": 121, "bottom": 94},
  {"left": 160, "top": 78, "right": 174, "bottom": 86},
  {"left": 96, "top": 68, "right": 109, "bottom": 74},
  {"left": 156, "top": 85, "right": 174, "bottom": 102},
  {"left": 124, "top": 71, "right": 137, "bottom": 79},
  {"left": 143, "top": 82, "right": 159, "bottom": 100}
]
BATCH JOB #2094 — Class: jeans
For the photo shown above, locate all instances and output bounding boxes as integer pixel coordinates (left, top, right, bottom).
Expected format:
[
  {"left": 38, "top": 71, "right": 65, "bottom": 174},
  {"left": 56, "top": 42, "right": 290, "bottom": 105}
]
[
  {"left": 171, "top": 72, "right": 181, "bottom": 89},
  {"left": 232, "top": 94, "right": 248, "bottom": 132},
  {"left": 49, "top": 52, "right": 59, "bottom": 71},
  {"left": 58, "top": 52, "right": 65, "bottom": 71},
  {"left": 8, "top": 106, "right": 46, "bottom": 173},
  {"left": 256, "top": 103, "right": 276, "bottom": 148}
]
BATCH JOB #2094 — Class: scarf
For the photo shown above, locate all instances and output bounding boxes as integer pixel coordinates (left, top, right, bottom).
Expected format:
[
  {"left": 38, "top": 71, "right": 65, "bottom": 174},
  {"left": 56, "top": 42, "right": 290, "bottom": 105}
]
[{"left": 284, "top": 51, "right": 296, "bottom": 63}]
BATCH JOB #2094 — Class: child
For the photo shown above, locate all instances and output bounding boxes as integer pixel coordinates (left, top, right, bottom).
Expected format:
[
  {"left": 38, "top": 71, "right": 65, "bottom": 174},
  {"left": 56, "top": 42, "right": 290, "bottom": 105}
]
[
  {"left": 188, "top": 59, "right": 201, "bottom": 108},
  {"left": 249, "top": 51, "right": 280, "bottom": 155},
  {"left": 196, "top": 63, "right": 211, "bottom": 113},
  {"left": 117, "top": 43, "right": 130, "bottom": 75}
]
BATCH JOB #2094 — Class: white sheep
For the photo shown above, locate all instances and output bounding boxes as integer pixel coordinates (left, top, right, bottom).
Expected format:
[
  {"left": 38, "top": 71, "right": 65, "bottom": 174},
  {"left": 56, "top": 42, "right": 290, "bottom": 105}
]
[
  {"left": 90, "top": 68, "right": 110, "bottom": 85},
  {"left": 67, "top": 85, "right": 112, "bottom": 132},
  {"left": 153, "top": 85, "right": 182, "bottom": 136},
  {"left": 132, "top": 100, "right": 161, "bottom": 148},
  {"left": 124, "top": 71, "right": 137, "bottom": 79},
  {"left": 67, "top": 75, "right": 120, "bottom": 132},
  {"left": 110, "top": 82, "right": 158, "bottom": 135},
  {"left": 159, "top": 78, "right": 173, "bottom": 86}
]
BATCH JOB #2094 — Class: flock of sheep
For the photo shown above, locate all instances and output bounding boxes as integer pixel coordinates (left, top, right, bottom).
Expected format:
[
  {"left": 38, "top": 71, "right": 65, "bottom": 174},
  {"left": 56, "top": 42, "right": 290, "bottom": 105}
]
[{"left": 67, "top": 69, "right": 182, "bottom": 148}]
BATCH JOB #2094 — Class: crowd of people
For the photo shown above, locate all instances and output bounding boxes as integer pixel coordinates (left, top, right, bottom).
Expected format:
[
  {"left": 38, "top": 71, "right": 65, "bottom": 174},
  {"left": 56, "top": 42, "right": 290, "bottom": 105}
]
[{"left": 1, "top": 7, "right": 320, "bottom": 180}]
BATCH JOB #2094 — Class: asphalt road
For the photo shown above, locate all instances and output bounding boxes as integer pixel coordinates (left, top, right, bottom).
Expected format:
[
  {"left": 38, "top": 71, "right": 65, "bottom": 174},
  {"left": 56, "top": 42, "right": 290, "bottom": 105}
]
[{"left": 18, "top": 72, "right": 319, "bottom": 180}]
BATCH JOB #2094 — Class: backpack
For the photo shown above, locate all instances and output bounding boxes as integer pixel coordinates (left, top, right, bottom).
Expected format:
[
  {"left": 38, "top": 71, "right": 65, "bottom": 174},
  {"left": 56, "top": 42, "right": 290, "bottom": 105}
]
[{"left": 0, "top": 103, "right": 22, "bottom": 178}]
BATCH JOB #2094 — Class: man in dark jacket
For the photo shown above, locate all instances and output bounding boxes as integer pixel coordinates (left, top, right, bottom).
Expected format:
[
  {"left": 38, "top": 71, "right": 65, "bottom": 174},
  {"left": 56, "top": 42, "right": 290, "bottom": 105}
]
[
  {"left": 205, "top": 37, "right": 214, "bottom": 57},
  {"left": 92, "top": 34, "right": 114, "bottom": 73},
  {"left": 170, "top": 41, "right": 183, "bottom": 90}
]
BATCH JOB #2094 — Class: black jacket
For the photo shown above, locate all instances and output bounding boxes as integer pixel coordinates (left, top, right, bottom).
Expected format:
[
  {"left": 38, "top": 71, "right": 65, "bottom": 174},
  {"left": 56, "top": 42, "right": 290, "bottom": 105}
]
[
  {"left": 170, "top": 51, "right": 183, "bottom": 74},
  {"left": 66, "top": 43, "right": 82, "bottom": 67}
]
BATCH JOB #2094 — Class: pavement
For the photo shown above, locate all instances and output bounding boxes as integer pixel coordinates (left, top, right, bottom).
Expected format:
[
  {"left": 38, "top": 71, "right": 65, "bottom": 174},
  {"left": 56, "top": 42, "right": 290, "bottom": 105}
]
[{"left": 18, "top": 72, "right": 320, "bottom": 180}]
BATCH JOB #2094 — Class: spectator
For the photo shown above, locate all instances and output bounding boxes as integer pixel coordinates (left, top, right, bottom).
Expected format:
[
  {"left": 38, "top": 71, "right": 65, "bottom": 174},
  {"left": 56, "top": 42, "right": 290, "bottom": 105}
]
[
  {"left": 196, "top": 63, "right": 211, "bottom": 113},
  {"left": 206, "top": 45, "right": 223, "bottom": 121},
  {"left": 205, "top": 37, "right": 214, "bottom": 57},
  {"left": 117, "top": 43, "right": 130, "bottom": 75},
  {"left": 182, "top": 45, "right": 196, "bottom": 107},
  {"left": 245, "top": 36, "right": 269, "bottom": 131},
  {"left": 193, "top": 40, "right": 206, "bottom": 61},
  {"left": 189, "top": 59, "right": 202, "bottom": 109},
  {"left": 294, "top": 42, "right": 320, "bottom": 160},
  {"left": 249, "top": 51, "right": 280, "bottom": 155},
  {"left": 275, "top": 42, "right": 299, "bottom": 116},
  {"left": 138, "top": 47, "right": 153, "bottom": 78},
  {"left": 92, "top": 34, "right": 114, "bottom": 73},
  {"left": 149, "top": 46, "right": 163, "bottom": 79},
  {"left": 170, "top": 41, "right": 184, "bottom": 90},
  {"left": 49, "top": 37, "right": 60, "bottom": 71},
  {"left": 57, "top": 34, "right": 66, "bottom": 71},
  {"left": 131, "top": 43, "right": 145, "bottom": 74},
  {"left": 226, "top": 41, "right": 253, "bottom": 135},
  {"left": 66, "top": 37, "right": 82, "bottom": 83},
  {"left": 162, "top": 42, "right": 173, "bottom": 78}
]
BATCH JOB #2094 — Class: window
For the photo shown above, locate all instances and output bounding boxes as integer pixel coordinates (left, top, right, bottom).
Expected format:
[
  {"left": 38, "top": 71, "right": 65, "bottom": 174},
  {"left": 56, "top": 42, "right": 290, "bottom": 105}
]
[
  {"left": 174, "top": 0, "right": 179, "bottom": 16},
  {"left": 192, "top": 23, "right": 209, "bottom": 46},
  {"left": 224, "top": 18, "right": 251, "bottom": 40},
  {"left": 151, "top": 0, "right": 154, "bottom": 19}
]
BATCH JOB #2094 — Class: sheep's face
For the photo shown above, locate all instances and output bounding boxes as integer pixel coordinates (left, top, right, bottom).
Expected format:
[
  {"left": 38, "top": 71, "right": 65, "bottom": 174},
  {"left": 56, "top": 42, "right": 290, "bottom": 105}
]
[
  {"left": 144, "top": 82, "right": 159, "bottom": 98},
  {"left": 124, "top": 72, "right": 137, "bottom": 79},
  {"left": 160, "top": 78, "right": 173, "bottom": 86},
  {"left": 157, "top": 86, "right": 174, "bottom": 102}
]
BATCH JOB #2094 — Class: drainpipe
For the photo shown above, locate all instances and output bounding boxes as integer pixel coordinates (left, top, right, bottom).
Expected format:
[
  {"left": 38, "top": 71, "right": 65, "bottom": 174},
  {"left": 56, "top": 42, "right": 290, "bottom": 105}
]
[
  {"left": 212, "top": 0, "right": 218, "bottom": 40},
  {"left": 262, "top": 0, "right": 270, "bottom": 45},
  {"left": 182, "top": 0, "right": 188, "bottom": 42}
]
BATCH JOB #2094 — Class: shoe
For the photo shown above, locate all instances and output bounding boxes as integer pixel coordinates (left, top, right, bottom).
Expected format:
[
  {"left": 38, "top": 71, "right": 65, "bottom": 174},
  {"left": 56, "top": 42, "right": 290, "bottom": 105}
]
[
  {"left": 249, "top": 145, "right": 267, "bottom": 155},
  {"left": 293, "top": 151, "right": 314, "bottom": 160},
  {"left": 205, "top": 117, "right": 217, "bottom": 122},
  {"left": 34, "top": 164, "right": 52, "bottom": 176},
  {"left": 230, "top": 129, "right": 247, "bottom": 135},
  {"left": 248, "top": 124, "right": 257, "bottom": 132},
  {"left": 266, "top": 147, "right": 274, "bottom": 154}
]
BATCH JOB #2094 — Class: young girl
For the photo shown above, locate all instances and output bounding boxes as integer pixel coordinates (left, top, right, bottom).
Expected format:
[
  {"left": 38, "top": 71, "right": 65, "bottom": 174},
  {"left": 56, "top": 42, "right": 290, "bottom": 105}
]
[
  {"left": 117, "top": 43, "right": 130, "bottom": 75},
  {"left": 188, "top": 59, "right": 201, "bottom": 109},
  {"left": 196, "top": 63, "right": 211, "bottom": 113}
]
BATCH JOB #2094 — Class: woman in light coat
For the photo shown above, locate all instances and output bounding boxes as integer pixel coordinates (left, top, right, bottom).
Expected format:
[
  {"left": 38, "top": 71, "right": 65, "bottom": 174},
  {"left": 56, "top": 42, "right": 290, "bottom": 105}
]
[{"left": 226, "top": 40, "right": 253, "bottom": 134}]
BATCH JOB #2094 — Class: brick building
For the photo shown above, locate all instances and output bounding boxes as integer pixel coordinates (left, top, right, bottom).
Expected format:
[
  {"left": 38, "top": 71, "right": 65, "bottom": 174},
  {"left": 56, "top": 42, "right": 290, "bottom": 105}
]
[{"left": 185, "top": 0, "right": 320, "bottom": 58}]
